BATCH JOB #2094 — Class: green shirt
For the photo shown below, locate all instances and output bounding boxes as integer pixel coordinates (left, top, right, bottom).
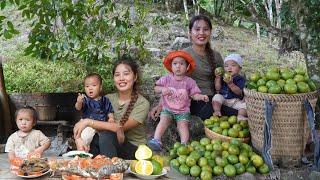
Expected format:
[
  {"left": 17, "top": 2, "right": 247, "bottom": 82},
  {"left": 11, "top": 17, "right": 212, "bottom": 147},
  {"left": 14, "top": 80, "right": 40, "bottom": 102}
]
[
  {"left": 106, "top": 93, "right": 150, "bottom": 146},
  {"left": 184, "top": 46, "right": 223, "bottom": 95}
]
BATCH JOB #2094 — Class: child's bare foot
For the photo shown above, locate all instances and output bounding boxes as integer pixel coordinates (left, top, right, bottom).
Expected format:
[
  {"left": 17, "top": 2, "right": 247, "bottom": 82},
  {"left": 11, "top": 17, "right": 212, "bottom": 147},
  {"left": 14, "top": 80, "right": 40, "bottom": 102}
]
[
  {"left": 213, "top": 111, "right": 221, "bottom": 116},
  {"left": 237, "top": 115, "right": 248, "bottom": 122},
  {"left": 117, "top": 127, "right": 125, "bottom": 144}
]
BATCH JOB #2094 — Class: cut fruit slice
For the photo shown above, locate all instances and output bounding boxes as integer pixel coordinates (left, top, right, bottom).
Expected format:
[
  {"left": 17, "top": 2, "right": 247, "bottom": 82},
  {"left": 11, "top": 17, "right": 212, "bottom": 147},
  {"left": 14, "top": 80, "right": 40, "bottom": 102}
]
[
  {"left": 135, "top": 160, "right": 153, "bottom": 176},
  {"left": 135, "top": 145, "right": 152, "bottom": 160},
  {"left": 151, "top": 155, "right": 164, "bottom": 167},
  {"left": 130, "top": 160, "right": 138, "bottom": 173}
]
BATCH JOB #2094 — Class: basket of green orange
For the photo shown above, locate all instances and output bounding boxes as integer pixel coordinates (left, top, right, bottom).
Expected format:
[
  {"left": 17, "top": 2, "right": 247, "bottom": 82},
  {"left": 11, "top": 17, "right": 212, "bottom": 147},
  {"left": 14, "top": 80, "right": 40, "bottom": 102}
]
[
  {"left": 204, "top": 115, "right": 250, "bottom": 143},
  {"left": 244, "top": 66, "right": 319, "bottom": 166}
]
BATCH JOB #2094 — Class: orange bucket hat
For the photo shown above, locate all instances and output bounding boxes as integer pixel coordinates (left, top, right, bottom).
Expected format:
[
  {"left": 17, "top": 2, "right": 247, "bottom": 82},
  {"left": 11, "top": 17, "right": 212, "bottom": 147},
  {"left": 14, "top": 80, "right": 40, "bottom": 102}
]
[{"left": 163, "top": 50, "right": 196, "bottom": 74}]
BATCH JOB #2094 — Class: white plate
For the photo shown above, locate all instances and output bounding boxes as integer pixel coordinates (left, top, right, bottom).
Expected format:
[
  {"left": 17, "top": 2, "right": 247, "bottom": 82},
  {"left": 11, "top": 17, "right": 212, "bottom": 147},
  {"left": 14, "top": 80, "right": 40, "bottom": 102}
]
[
  {"left": 128, "top": 167, "right": 167, "bottom": 179},
  {"left": 16, "top": 169, "right": 50, "bottom": 179},
  {"left": 62, "top": 150, "right": 93, "bottom": 159}
]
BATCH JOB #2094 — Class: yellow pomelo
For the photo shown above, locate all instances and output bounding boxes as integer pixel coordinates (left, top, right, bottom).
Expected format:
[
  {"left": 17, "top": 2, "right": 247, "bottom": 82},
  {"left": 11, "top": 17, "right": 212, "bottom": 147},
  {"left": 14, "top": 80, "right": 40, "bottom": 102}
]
[
  {"left": 135, "top": 145, "right": 152, "bottom": 160},
  {"left": 135, "top": 160, "right": 153, "bottom": 176},
  {"left": 130, "top": 160, "right": 138, "bottom": 173},
  {"left": 151, "top": 155, "right": 164, "bottom": 167}
]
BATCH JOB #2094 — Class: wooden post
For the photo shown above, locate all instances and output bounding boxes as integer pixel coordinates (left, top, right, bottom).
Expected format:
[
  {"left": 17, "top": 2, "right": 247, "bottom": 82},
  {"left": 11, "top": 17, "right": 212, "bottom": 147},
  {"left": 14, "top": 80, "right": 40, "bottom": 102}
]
[{"left": 0, "top": 58, "right": 12, "bottom": 139}]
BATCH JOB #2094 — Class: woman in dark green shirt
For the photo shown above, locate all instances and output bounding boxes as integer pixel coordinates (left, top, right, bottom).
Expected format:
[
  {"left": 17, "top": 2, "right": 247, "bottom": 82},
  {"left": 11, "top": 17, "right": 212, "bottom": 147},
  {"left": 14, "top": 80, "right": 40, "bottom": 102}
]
[
  {"left": 150, "top": 15, "right": 237, "bottom": 120},
  {"left": 73, "top": 56, "right": 150, "bottom": 159}
]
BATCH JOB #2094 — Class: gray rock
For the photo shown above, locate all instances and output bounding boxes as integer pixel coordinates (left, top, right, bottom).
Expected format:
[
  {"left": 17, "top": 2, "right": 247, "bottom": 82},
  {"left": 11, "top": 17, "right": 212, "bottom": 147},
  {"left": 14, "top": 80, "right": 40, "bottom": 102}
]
[
  {"left": 235, "top": 172, "right": 255, "bottom": 180},
  {"left": 147, "top": 47, "right": 162, "bottom": 57},
  {"left": 169, "top": 37, "right": 191, "bottom": 50},
  {"left": 212, "top": 26, "right": 225, "bottom": 41}
]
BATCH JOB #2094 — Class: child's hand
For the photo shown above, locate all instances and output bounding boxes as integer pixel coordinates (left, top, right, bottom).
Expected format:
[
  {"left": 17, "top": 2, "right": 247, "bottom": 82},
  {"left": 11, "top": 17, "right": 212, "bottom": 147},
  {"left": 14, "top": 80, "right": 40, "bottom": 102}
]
[
  {"left": 193, "top": 94, "right": 209, "bottom": 102},
  {"left": 77, "top": 93, "right": 85, "bottom": 103},
  {"left": 28, "top": 151, "right": 42, "bottom": 158},
  {"left": 108, "top": 117, "right": 115, "bottom": 123},
  {"left": 161, "top": 88, "right": 172, "bottom": 96},
  {"left": 202, "top": 95, "right": 209, "bottom": 102}
]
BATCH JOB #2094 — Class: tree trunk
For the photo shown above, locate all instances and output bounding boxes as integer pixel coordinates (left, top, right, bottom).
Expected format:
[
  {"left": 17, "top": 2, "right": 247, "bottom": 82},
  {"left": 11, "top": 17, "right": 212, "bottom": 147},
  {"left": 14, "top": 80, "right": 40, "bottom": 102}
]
[
  {"left": 0, "top": 59, "right": 13, "bottom": 139},
  {"left": 183, "top": 0, "right": 189, "bottom": 20},
  {"left": 274, "top": 0, "right": 282, "bottom": 29},
  {"left": 192, "top": 0, "right": 199, "bottom": 15},
  {"left": 165, "top": 0, "right": 170, "bottom": 13},
  {"left": 263, "top": 0, "right": 274, "bottom": 45},
  {"left": 256, "top": 23, "right": 261, "bottom": 42},
  {"left": 292, "top": 0, "right": 320, "bottom": 84}
]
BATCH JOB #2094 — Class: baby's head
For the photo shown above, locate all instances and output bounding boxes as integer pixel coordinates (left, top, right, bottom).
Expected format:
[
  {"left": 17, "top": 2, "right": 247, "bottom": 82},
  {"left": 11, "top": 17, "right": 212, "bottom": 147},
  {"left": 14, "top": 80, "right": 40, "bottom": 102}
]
[
  {"left": 15, "top": 106, "right": 38, "bottom": 133},
  {"left": 224, "top": 54, "right": 243, "bottom": 76},
  {"left": 163, "top": 50, "right": 196, "bottom": 75},
  {"left": 84, "top": 73, "right": 103, "bottom": 99}
]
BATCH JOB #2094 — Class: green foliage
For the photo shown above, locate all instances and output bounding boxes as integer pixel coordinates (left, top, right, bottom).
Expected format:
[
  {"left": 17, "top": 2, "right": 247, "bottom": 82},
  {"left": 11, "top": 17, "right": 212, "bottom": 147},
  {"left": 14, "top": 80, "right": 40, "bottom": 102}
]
[
  {"left": 199, "top": 0, "right": 224, "bottom": 17},
  {"left": 4, "top": 56, "right": 85, "bottom": 93},
  {"left": 0, "top": 0, "right": 151, "bottom": 63},
  {"left": 3, "top": 55, "right": 118, "bottom": 93}
]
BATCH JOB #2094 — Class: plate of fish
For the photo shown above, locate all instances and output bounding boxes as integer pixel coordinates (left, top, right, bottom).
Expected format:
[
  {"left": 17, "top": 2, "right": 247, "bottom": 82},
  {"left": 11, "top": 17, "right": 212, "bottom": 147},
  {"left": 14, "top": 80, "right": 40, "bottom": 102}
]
[
  {"left": 15, "top": 158, "right": 51, "bottom": 178},
  {"left": 50, "top": 155, "right": 129, "bottom": 179},
  {"left": 16, "top": 169, "right": 51, "bottom": 178}
]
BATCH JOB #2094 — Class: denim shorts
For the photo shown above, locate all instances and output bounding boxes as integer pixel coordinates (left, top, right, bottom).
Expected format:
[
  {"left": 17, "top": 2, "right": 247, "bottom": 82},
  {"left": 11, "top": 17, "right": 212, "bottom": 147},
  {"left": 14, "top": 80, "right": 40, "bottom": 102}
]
[{"left": 161, "top": 109, "right": 190, "bottom": 122}]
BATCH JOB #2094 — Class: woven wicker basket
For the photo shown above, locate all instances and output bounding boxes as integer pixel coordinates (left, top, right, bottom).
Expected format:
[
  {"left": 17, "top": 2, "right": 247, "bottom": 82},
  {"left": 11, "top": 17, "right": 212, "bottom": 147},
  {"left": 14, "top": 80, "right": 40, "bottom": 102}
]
[
  {"left": 35, "top": 105, "right": 57, "bottom": 121},
  {"left": 204, "top": 127, "right": 250, "bottom": 143},
  {"left": 244, "top": 88, "right": 319, "bottom": 166}
]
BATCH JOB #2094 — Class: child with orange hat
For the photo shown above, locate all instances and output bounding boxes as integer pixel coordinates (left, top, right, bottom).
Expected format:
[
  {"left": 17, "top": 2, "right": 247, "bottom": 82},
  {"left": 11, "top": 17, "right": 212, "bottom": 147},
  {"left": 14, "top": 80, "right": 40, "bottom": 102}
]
[{"left": 148, "top": 50, "right": 209, "bottom": 151}]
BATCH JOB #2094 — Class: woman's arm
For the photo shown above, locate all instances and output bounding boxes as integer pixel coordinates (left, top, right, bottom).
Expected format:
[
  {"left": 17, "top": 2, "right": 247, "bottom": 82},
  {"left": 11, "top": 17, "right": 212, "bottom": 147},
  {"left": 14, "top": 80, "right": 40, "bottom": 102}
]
[
  {"left": 73, "top": 119, "right": 118, "bottom": 139},
  {"left": 215, "top": 76, "right": 222, "bottom": 93}
]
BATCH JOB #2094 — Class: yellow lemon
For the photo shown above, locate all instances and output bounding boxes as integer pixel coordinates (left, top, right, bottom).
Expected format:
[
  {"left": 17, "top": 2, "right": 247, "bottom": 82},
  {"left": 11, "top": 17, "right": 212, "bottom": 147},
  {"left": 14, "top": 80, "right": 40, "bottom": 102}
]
[
  {"left": 135, "top": 145, "right": 152, "bottom": 160},
  {"left": 135, "top": 160, "right": 153, "bottom": 176}
]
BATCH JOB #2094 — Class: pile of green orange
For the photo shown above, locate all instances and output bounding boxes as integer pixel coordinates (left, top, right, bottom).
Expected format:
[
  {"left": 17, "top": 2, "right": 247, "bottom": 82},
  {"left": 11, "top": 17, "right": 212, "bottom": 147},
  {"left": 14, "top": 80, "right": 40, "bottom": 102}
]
[
  {"left": 130, "top": 145, "right": 164, "bottom": 176},
  {"left": 246, "top": 67, "right": 317, "bottom": 94},
  {"left": 169, "top": 138, "right": 269, "bottom": 179},
  {"left": 204, "top": 115, "right": 250, "bottom": 139}
]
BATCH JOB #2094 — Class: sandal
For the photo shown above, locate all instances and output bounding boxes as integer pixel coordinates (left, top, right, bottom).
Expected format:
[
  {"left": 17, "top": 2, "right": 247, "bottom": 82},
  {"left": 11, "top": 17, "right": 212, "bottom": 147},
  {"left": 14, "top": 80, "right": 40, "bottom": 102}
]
[{"left": 147, "top": 138, "right": 162, "bottom": 151}]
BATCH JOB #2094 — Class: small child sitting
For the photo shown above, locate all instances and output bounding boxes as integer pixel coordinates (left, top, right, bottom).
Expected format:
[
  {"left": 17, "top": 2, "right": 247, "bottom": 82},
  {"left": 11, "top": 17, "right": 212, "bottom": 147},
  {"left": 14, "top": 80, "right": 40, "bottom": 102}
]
[
  {"left": 75, "top": 73, "right": 115, "bottom": 152},
  {"left": 5, "top": 106, "right": 51, "bottom": 162},
  {"left": 148, "top": 50, "right": 209, "bottom": 151},
  {"left": 212, "top": 54, "right": 247, "bottom": 120}
]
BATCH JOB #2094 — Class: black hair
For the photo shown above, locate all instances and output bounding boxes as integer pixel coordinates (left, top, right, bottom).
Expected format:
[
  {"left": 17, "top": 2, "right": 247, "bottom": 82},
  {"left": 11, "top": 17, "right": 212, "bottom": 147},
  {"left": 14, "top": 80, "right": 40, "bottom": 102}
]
[
  {"left": 15, "top": 105, "right": 38, "bottom": 124},
  {"left": 84, "top": 73, "right": 103, "bottom": 85},
  {"left": 112, "top": 55, "right": 140, "bottom": 125},
  {"left": 189, "top": 15, "right": 217, "bottom": 76}
]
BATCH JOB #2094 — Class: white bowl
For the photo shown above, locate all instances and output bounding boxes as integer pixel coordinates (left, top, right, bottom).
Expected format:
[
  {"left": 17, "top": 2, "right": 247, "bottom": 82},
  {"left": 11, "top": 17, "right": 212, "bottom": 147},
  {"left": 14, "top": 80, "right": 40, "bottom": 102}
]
[
  {"left": 62, "top": 150, "right": 93, "bottom": 159},
  {"left": 128, "top": 167, "right": 167, "bottom": 179}
]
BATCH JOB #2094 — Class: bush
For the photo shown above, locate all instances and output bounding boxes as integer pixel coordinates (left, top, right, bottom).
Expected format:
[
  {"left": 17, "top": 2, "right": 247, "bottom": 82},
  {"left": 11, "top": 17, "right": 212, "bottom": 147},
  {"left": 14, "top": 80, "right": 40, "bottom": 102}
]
[
  {"left": 3, "top": 56, "right": 119, "bottom": 93},
  {"left": 3, "top": 56, "right": 86, "bottom": 93}
]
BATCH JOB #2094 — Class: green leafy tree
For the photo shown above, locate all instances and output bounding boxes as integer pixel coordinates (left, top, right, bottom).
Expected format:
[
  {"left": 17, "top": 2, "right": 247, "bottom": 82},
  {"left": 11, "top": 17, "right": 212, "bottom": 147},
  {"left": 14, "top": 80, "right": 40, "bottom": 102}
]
[{"left": 0, "top": 0, "right": 151, "bottom": 64}]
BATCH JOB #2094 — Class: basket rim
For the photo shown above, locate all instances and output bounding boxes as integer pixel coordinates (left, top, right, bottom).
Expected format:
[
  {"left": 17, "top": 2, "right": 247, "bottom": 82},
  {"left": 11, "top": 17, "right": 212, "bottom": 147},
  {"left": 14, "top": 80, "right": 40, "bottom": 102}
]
[
  {"left": 244, "top": 88, "right": 319, "bottom": 96},
  {"left": 204, "top": 127, "right": 250, "bottom": 142}
]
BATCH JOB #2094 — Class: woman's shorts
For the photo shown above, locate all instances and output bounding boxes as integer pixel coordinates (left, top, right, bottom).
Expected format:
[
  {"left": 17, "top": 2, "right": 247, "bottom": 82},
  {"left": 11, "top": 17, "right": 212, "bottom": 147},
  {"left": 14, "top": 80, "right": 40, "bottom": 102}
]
[
  {"left": 161, "top": 109, "right": 191, "bottom": 122},
  {"left": 212, "top": 94, "right": 246, "bottom": 110}
]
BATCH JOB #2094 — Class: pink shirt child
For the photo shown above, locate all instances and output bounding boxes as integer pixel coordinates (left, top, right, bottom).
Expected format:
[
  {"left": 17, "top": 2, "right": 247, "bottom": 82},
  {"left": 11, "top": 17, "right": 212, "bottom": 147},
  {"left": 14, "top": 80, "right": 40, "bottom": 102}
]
[{"left": 156, "top": 73, "right": 201, "bottom": 114}]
